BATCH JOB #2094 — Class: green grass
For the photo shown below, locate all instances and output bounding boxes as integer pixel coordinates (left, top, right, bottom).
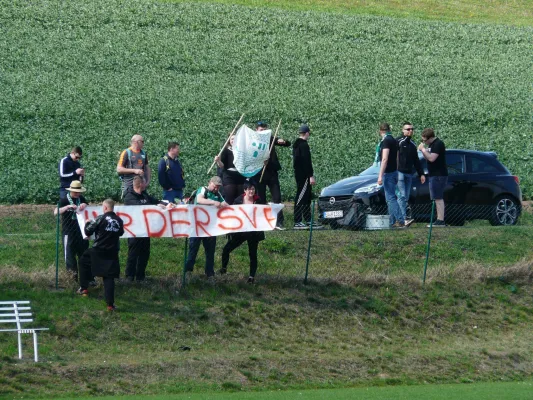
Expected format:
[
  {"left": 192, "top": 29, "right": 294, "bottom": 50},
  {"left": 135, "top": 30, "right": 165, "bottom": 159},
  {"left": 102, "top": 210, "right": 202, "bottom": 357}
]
[
  {"left": 59, "top": 381, "right": 533, "bottom": 399},
  {"left": 1, "top": 0, "right": 532, "bottom": 204},
  {"left": 172, "top": 0, "right": 533, "bottom": 26},
  {"left": 1, "top": 207, "right": 533, "bottom": 397}
]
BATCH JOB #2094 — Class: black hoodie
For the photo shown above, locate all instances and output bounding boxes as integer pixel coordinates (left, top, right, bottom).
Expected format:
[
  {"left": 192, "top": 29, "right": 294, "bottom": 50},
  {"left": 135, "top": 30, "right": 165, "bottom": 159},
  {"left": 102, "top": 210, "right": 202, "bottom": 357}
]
[{"left": 292, "top": 138, "right": 314, "bottom": 180}]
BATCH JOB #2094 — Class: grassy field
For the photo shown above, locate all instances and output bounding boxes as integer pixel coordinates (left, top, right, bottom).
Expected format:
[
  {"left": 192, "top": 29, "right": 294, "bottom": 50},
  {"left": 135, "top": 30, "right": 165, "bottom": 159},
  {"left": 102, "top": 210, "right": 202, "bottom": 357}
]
[
  {"left": 1, "top": 207, "right": 533, "bottom": 397},
  {"left": 175, "top": 0, "right": 533, "bottom": 26},
  {"left": 61, "top": 381, "right": 533, "bottom": 399},
  {"left": 1, "top": 0, "right": 532, "bottom": 203}
]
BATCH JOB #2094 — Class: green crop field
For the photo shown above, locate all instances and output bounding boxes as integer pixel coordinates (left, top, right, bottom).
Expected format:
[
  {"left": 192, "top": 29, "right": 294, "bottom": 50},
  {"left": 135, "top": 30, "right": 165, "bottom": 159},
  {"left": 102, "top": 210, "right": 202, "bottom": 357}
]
[{"left": 1, "top": 0, "right": 532, "bottom": 204}]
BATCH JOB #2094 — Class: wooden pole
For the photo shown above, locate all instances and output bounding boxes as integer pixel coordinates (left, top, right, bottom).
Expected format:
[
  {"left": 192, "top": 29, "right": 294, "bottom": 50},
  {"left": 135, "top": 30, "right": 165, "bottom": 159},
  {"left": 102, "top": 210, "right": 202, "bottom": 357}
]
[
  {"left": 207, "top": 113, "right": 245, "bottom": 175},
  {"left": 259, "top": 119, "right": 282, "bottom": 183}
]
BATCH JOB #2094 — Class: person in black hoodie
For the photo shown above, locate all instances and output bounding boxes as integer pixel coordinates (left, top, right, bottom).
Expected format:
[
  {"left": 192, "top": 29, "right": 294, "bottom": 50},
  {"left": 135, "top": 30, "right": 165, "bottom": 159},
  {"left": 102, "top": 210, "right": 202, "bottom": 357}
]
[
  {"left": 254, "top": 121, "right": 291, "bottom": 230},
  {"left": 292, "top": 124, "right": 320, "bottom": 230},
  {"left": 219, "top": 181, "right": 265, "bottom": 283},
  {"left": 123, "top": 175, "right": 167, "bottom": 282},
  {"left": 397, "top": 122, "right": 426, "bottom": 225},
  {"left": 77, "top": 199, "right": 124, "bottom": 311},
  {"left": 214, "top": 135, "right": 245, "bottom": 205},
  {"left": 58, "top": 146, "right": 85, "bottom": 199}
]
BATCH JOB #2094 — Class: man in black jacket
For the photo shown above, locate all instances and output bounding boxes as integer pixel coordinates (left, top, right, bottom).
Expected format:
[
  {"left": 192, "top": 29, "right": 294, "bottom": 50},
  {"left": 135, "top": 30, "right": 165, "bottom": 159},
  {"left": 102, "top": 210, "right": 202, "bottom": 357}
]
[
  {"left": 123, "top": 176, "right": 167, "bottom": 282},
  {"left": 58, "top": 146, "right": 85, "bottom": 199},
  {"left": 254, "top": 121, "right": 291, "bottom": 230},
  {"left": 77, "top": 199, "right": 124, "bottom": 311},
  {"left": 292, "top": 124, "right": 321, "bottom": 230},
  {"left": 397, "top": 122, "right": 426, "bottom": 225}
]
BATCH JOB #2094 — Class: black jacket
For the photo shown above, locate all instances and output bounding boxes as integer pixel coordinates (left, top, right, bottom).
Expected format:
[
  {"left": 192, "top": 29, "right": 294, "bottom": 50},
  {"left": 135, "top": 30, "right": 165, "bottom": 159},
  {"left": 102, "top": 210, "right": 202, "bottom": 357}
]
[
  {"left": 84, "top": 211, "right": 124, "bottom": 253},
  {"left": 266, "top": 137, "right": 291, "bottom": 173},
  {"left": 397, "top": 135, "right": 424, "bottom": 176},
  {"left": 123, "top": 188, "right": 162, "bottom": 206},
  {"left": 292, "top": 138, "right": 314, "bottom": 179}
]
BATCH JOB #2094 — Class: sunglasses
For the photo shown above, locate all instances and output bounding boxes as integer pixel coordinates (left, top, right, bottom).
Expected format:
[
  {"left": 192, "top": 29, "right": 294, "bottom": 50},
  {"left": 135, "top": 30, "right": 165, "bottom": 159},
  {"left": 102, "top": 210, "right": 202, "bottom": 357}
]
[{"left": 404, "top": 128, "right": 414, "bottom": 131}]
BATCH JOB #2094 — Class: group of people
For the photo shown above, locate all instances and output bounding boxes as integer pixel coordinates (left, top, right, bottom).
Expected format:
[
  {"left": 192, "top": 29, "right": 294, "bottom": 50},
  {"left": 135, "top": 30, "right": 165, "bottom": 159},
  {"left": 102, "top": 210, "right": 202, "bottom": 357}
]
[
  {"left": 56, "top": 121, "right": 320, "bottom": 309},
  {"left": 377, "top": 122, "right": 447, "bottom": 228}
]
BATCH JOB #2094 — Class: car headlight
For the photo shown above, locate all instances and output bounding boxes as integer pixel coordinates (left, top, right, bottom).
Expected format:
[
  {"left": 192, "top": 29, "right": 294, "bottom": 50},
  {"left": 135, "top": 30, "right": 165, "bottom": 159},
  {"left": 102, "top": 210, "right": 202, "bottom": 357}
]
[{"left": 354, "top": 183, "right": 382, "bottom": 195}]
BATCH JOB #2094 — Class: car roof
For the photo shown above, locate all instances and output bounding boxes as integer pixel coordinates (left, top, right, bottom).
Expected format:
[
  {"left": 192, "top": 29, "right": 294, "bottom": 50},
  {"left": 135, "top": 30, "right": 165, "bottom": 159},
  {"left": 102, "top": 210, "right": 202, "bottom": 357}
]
[{"left": 418, "top": 149, "right": 498, "bottom": 159}]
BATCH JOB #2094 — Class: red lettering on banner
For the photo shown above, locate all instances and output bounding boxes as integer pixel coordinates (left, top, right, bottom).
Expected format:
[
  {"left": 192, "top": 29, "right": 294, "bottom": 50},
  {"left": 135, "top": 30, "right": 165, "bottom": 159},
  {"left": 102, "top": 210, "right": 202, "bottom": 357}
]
[
  {"left": 217, "top": 207, "right": 243, "bottom": 231},
  {"left": 239, "top": 206, "right": 258, "bottom": 229},
  {"left": 263, "top": 207, "right": 276, "bottom": 228},
  {"left": 117, "top": 212, "right": 135, "bottom": 237},
  {"left": 169, "top": 207, "right": 191, "bottom": 238},
  {"left": 143, "top": 209, "right": 167, "bottom": 238},
  {"left": 194, "top": 206, "right": 212, "bottom": 237}
]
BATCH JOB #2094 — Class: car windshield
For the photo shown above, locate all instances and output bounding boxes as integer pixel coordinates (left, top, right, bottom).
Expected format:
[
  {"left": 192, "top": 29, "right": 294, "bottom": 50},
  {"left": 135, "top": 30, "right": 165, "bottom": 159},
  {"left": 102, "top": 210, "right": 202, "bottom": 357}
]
[{"left": 359, "top": 164, "right": 380, "bottom": 176}]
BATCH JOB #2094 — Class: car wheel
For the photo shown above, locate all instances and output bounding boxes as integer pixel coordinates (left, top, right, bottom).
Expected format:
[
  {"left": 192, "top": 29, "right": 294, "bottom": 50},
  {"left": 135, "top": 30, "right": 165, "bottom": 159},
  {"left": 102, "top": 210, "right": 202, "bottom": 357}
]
[{"left": 489, "top": 196, "right": 519, "bottom": 226}]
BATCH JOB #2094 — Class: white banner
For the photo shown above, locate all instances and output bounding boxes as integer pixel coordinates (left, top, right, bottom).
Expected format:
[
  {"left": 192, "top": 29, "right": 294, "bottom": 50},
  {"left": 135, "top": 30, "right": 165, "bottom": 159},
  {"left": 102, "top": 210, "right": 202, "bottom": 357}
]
[
  {"left": 233, "top": 125, "right": 271, "bottom": 177},
  {"left": 76, "top": 204, "right": 284, "bottom": 239}
]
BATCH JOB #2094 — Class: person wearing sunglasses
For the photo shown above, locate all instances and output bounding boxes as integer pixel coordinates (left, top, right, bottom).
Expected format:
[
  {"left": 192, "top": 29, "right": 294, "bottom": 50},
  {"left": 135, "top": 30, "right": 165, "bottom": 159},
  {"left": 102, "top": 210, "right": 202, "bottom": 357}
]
[
  {"left": 59, "top": 146, "right": 85, "bottom": 199},
  {"left": 396, "top": 122, "right": 426, "bottom": 226}
]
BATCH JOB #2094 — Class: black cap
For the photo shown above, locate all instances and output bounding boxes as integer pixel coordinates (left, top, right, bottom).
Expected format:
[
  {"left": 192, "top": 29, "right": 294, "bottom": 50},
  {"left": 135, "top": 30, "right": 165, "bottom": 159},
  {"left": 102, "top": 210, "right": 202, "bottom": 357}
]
[
  {"left": 256, "top": 121, "right": 268, "bottom": 128},
  {"left": 298, "top": 124, "right": 310, "bottom": 133}
]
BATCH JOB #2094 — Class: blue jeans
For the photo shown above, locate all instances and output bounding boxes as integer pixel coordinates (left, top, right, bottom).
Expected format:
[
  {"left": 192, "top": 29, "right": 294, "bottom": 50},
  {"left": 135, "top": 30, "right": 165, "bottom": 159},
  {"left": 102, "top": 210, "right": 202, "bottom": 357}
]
[
  {"left": 396, "top": 172, "right": 413, "bottom": 221},
  {"left": 185, "top": 237, "right": 217, "bottom": 277},
  {"left": 383, "top": 171, "right": 403, "bottom": 225},
  {"left": 163, "top": 189, "right": 183, "bottom": 203}
]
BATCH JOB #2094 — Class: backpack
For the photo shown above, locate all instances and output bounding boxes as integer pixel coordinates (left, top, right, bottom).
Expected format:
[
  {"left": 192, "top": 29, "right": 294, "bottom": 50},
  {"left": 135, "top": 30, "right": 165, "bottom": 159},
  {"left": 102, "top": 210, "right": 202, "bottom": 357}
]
[
  {"left": 119, "top": 148, "right": 146, "bottom": 181},
  {"left": 185, "top": 187, "right": 208, "bottom": 205}
]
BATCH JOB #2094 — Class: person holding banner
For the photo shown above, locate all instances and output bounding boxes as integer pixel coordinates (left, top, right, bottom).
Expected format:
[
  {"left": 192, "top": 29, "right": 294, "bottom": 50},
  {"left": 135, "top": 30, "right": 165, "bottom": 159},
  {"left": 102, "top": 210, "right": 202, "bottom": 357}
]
[
  {"left": 77, "top": 199, "right": 124, "bottom": 311},
  {"left": 254, "top": 121, "right": 290, "bottom": 230},
  {"left": 54, "top": 180, "right": 89, "bottom": 281},
  {"left": 185, "top": 176, "right": 228, "bottom": 282},
  {"left": 292, "top": 124, "right": 321, "bottom": 230},
  {"left": 220, "top": 181, "right": 265, "bottom": 284},
  {"left": 124, "top": 176, "right": 167, "bottom": 282},
  {"left": 214, "top": 135, "right": 245, "bottom": 205}
]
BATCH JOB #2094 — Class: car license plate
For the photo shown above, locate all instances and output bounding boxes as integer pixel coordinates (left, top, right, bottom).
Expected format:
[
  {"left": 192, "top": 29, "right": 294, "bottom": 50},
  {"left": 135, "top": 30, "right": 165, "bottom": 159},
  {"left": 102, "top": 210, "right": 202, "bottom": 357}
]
[{"left": 323, "top": 210, "right": 343, "bottom": 219}]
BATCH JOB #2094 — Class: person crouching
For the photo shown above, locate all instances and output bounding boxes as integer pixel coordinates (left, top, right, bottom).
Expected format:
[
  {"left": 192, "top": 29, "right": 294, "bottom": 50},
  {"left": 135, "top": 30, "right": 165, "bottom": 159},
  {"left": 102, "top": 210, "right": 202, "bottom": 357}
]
[
  {"left": 220, "top": 181, "right": 265, "bottom": 284},
  {"left": 77, "top": 199, "right": 124, "bottom": 311}
]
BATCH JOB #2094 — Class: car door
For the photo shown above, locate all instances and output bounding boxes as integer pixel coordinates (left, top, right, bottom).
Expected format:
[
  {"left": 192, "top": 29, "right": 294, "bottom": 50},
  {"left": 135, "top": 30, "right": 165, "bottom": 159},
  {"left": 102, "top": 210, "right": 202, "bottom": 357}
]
[{"left": 463, "top": 154, "right": 505, "bottom": 206}]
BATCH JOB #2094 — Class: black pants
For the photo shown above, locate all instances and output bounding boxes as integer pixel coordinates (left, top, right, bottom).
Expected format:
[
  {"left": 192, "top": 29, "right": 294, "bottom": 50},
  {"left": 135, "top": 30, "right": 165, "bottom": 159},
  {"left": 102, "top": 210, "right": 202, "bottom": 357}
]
[
  {"left": 223, "top": 184, "right": 244, "bottom": 205},
  {"left": 222, "top": 236, "right": 259, "bottom": 278},
  {"left": 126, "top": 238, "right": 150, "bottom": 280},
  {"left": 294, "top": 177, "right": 312, "bottom": 224},
  {"left": 79, "top": 250, "right": 116, "bottom": 306},
  {"left": 63, "top": 233, "right": 89, "bottom": 275},
  {"left": 255, "top": 171, "right": 284, "bottom": 226}
]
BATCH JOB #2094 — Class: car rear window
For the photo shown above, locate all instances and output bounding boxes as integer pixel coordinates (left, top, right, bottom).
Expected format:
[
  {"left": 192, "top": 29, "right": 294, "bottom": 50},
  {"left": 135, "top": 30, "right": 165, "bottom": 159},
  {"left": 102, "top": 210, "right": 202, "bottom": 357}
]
[{"left": 468, "top": 155, "right": 505, "bottom": 174}]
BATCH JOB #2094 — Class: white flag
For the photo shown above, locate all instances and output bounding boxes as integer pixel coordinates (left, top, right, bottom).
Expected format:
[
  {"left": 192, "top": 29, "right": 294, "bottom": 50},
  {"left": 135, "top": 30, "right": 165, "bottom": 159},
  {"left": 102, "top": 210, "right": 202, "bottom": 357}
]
[{"left": 233, "top": 125, "right": 271, "bottom": 178}]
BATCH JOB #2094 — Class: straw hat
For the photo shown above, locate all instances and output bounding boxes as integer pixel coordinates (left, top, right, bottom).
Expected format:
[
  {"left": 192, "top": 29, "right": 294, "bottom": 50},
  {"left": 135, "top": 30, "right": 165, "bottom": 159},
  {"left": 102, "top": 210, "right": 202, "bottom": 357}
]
[{"left": 66, "top": 180, "right": 86, "bottom": 193}]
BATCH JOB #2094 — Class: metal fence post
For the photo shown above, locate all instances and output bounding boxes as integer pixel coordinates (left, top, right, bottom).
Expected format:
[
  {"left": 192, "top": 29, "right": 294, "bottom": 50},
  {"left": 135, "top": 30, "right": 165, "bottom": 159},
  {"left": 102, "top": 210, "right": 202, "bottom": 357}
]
[
  {"left": 304, "top": 200, "right": 316, "bottom": 284},
  {"left": 181, "top": 237, "right": 189, "bottom": 290},
  {"left": 55, "top": 202, "right": 60, "bottom": 290},
  {"left": 422, "top": 200, "right": 436, "bottom": 285}
]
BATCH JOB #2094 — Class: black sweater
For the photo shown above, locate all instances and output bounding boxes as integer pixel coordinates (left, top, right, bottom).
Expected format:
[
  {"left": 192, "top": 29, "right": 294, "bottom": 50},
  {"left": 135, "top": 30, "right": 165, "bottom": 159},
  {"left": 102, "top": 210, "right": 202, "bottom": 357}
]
[{"left": 292, "top": 138, "right": 314, "bottom": 179}]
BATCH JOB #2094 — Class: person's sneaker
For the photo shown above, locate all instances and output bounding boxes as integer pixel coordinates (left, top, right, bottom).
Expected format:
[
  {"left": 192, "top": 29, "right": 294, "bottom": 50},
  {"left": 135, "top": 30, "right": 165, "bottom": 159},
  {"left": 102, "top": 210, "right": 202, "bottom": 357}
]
[
  {"left": 68, "top": 270, "right": 78, "bottom": 282},
  {"left": 428, "top": 220, "right": 446, "bottom": 228},
  {"left": 206, "top": 275, "right": 216, "bottom": 285},
  {"left": 107, "top": 304, "right": 117, "bottom": 312},
  {"left": 126, "top": 276, "right": 134, "bottom": 282},
  {"left": 275, "top": 224, "right": 286, "bottom": 231},
  {"left": 307, "top": 222, "right": 324, "bottom": 230},
  {"left": 391, "top": 221, "right": 406, "bottom": 229},
  {"left": 293, "top": 222, "right": 308, "bottom": 230},
  {"left": 404, "top": 219, "right": 414, "bottom": 227},
  {"left": 88, "top": 280, "right": 98, "bottom": 287},
  {"left": 247, "top": 276, "right": 255, "bottom": 284},
  {"left": 76, "top": 287, "right": 88, "bottom": 297},
  {"left": 218, "top": 268, "right": 227, "bottom": 275}
]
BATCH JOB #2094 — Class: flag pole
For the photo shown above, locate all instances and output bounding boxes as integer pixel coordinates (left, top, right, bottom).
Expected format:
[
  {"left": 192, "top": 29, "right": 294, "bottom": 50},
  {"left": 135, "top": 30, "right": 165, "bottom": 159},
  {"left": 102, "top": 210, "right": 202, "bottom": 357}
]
[
  {"left": 207, "top": 113, "right": 245, "bottom": 175},
  {"left": 259, "top": 119, "right": 282, "bottom": 183}
]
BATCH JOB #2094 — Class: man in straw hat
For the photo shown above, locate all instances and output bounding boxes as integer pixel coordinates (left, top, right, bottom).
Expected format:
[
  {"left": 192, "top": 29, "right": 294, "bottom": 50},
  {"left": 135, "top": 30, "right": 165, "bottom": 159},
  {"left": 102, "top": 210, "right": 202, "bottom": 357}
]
[
  {"left": 54, "top": 180, "right": 89, "bottom": 281},
  {"left": 117, "top": 134, "right": 151, "bottom": 198}
]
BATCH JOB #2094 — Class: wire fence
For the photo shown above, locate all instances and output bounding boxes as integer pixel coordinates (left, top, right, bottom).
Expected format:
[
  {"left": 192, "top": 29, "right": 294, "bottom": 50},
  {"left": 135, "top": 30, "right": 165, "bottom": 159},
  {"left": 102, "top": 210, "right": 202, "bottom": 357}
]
[{"left": 0, "top": 199, "right": 531, "bottom": 294}]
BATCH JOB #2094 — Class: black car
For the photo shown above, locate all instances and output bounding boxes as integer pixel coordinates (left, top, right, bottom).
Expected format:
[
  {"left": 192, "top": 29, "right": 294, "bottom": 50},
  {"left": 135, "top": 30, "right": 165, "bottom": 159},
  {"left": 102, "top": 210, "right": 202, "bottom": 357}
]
[{"left": 318, "top": 150, "right": 522, "bottom": 229}]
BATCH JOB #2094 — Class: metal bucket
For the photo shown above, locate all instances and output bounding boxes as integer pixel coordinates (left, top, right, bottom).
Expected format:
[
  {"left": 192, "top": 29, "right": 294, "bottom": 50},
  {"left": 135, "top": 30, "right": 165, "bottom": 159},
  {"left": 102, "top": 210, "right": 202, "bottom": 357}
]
[{"left": 365, "top": 215, "right": 390, "bottom": 230}]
